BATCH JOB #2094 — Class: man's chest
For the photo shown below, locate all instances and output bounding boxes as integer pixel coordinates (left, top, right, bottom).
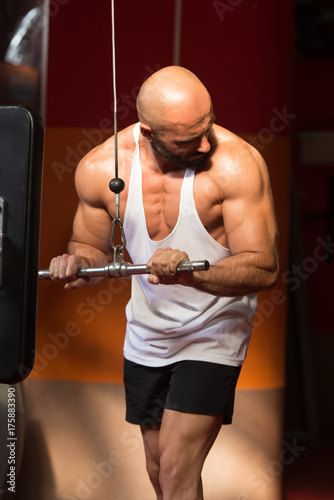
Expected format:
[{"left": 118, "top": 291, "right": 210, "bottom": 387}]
[
  {"left": 106, "top": 161, "right": 226, "bottom": 244},
  {"left": 140, "top": 171, "right": 224, "bottom": 242}
]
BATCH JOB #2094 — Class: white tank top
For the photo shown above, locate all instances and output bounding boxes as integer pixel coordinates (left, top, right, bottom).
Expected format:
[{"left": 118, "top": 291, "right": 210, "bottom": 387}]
[{"left": 123, "top": 123, "right": 257, "bottom": 367}]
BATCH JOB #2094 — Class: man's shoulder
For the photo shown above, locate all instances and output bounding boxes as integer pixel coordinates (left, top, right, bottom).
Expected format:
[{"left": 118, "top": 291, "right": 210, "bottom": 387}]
[
  {"left": 210, "top": 124, "right": 264, "bottom": 170},
  {"left": 74, "top": 123, "right": 138, "bottom": 202},
  {"left": 94, "top": 123, "right": 137, "bottom": 155},
  {"left": 118, "top": 123, "right": 138, "bottom": 149},
  {"left": 78, "top": 123, "right": 137, "bottom": 172},
  {"left": 204, "top": 125, "right": 267, "bottom": 199},
  {"left": 212, "top": 124, "right": 258, "bottom": 156}
]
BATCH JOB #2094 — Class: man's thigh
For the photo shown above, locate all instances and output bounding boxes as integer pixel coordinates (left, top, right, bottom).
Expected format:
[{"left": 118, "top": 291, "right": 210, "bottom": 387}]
[{"left": 159, "top": 409, "right": 224, "bottom": 473}]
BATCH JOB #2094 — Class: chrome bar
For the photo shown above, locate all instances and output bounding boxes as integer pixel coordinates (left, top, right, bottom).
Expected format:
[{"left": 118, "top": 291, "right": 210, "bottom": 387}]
[{"left": 38, "top": 260, "right": 210, "bottom": 280}]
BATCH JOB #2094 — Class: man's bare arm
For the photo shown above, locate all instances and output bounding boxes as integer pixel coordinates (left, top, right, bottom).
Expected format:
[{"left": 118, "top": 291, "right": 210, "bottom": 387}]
[
  {"left": 191, "top": 248, "right": 278, "bottom": 297},
  {"left": 48, "top": 153, "right": 113, "bottom": 289},
  {"left": 147, "top": 146, "right": 279, "bottom": 296}
]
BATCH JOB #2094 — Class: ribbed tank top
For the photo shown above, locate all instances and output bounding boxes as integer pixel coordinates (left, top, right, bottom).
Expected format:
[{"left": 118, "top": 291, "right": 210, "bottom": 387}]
[{"left": 122, "top": 123, "right": 257, "bottom": 367}]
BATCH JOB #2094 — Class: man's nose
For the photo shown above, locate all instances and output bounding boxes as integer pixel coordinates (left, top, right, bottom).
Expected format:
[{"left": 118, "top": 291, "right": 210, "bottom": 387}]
[{"left": 197, "top": 134, "right": 211, "bottom": 153}]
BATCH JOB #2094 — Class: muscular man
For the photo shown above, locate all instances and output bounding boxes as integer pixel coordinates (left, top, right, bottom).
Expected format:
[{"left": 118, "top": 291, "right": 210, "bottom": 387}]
[{"left": 49, "top": 66, "right": 279, "bottom": 500}]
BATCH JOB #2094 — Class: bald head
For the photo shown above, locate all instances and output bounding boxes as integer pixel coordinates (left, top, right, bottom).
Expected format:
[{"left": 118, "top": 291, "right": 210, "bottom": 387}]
[{"left": 136, "top": 66, "right": 212, "bottom": 134}]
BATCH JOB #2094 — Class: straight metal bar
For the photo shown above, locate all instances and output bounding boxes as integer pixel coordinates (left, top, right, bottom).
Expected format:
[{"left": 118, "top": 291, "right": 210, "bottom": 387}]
[{"left": 38, "top": 260, "right": 210, "bottom": 280}]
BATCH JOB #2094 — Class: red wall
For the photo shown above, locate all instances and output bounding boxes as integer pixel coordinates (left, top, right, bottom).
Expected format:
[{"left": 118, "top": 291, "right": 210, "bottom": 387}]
[
  {"left": 47, "top": 0, "right": 295, "bottom": 133},
  {"left": 46, "top": 0, "right": 175, "bottom": 128}
]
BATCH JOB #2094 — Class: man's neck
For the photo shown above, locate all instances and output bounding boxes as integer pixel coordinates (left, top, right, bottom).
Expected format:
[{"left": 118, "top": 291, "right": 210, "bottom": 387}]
[{"left": 140, "top": 134, "right": 184, "bottom": 175}]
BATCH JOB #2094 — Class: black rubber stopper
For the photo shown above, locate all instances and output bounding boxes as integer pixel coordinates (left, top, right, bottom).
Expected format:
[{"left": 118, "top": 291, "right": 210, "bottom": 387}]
[{"left": 109, "top": 177, "right": 125, "bottom": 194}]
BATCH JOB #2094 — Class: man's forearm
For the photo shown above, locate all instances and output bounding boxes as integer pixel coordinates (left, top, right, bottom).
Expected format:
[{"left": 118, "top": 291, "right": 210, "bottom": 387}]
[
  {"left": 67, "top": 239, "right": 110, "bottom": 268},
  {"left": 192, "top": 252, "right": 279, "bottom": 297}
]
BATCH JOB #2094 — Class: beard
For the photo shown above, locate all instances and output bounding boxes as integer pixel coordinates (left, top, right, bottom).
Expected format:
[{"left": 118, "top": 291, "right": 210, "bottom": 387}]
[{"left": 150, "top": 137, "right": 207, "bottom": 169}]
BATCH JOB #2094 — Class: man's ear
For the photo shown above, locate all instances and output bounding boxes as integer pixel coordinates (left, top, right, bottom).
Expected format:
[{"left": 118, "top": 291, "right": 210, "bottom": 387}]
[{"left": 140, "top": 123, "right": 155, "bottom": 142}]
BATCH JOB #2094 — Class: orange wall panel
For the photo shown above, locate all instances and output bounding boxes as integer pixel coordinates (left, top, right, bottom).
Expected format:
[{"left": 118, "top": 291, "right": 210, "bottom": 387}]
[{"left": 35, "top": 128, "right": 129, "bottom": 384}]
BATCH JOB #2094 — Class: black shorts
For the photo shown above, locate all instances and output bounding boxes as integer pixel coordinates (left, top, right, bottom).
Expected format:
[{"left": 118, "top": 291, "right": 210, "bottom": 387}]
[{"left": 123, "top": 358, "right": 241, "bottom": 426}]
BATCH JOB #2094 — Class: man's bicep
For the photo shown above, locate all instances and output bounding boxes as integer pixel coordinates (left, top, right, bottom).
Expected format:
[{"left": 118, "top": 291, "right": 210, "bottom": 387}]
[
  {"left": 222, "top": 167, "right": 278, "bottom": 258},
  {"left": 72, "top": 201, "right": 113, "bottom": 256},
  {"left": 71, "top": 154, "right": 114, "bottom": 256}
]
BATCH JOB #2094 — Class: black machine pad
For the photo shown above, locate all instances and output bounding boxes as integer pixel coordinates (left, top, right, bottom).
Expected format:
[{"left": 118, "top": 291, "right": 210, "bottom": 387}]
[{"left": 0, "top": 106, "right": 44, "bottom": 384}]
